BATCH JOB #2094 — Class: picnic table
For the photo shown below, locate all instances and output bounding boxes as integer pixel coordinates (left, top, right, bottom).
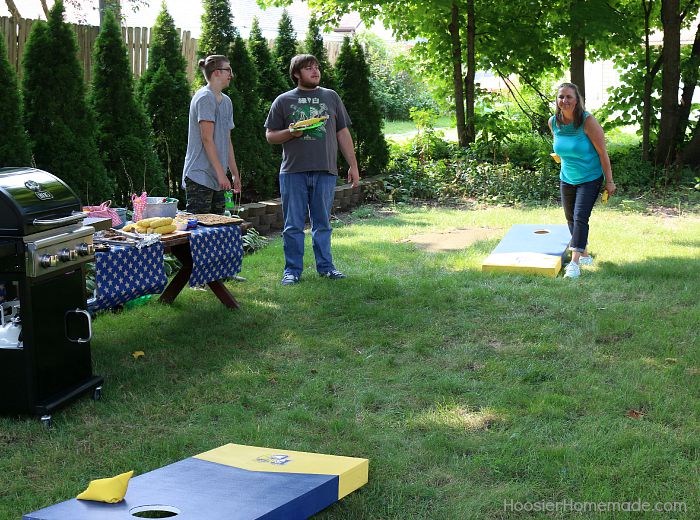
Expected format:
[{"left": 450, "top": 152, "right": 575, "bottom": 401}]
[{"left": 91, "top": 225, "right": 243, "bottom": 311}]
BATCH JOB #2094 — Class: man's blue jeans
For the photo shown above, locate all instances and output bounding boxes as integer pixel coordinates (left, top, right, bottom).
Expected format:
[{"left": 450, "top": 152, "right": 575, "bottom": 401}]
[
  {"left": 279, "top": 172, "right": 337, "bottom": 277},
  {"left": 560, "top": 175, "right": 603, "bottom": 252}
]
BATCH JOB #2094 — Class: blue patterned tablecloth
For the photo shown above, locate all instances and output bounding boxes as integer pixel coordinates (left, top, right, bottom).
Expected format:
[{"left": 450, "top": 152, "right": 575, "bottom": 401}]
[
  {"left": 188, "top": 225, "right": 243, "bottom": 287},
  {"left": 92, "top": 242, "right": 168, "bottom": 311}
]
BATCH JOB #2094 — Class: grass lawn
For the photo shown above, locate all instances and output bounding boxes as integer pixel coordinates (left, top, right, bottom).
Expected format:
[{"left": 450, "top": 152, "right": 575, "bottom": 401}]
[
  {"left": 384, "top": 116, "right": 455, "bottom": 136},
  {"left": 2, "top": 202, "right": 699, "bottom": 519}
]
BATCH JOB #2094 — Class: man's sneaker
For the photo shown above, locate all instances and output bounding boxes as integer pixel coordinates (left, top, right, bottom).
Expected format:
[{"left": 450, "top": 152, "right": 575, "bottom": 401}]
[
  {"left": 320, "top": 269, "right": 347, "bottom": 280},
  {"left": 579, "top": 255, "right": 594, "bottom": 266},
  {"left": 281, "top": 273, "right": 299, "bottom": 286},
  {"left": 563, "top": 262, "right": 581, "bottom": 278}
]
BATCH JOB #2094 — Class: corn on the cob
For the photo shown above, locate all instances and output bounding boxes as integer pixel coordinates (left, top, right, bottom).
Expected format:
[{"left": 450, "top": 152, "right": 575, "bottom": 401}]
[
  {"left": 601, "top": 189, "right": 609, "bottom": 204},
  {"left": 291, "top": 115, "right": 329, "bottom": 129},
  {"left": 153, "top": 224, "right": 177, "bottom": 235},
  {"left": 138, "top": 217, "right": 173, "bottom": 228}
]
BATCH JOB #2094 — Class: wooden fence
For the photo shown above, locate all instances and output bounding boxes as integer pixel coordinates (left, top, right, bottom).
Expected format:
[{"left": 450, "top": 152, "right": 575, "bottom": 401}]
[
  {"left": 0, "top": 16, "right": 198, "bottom": 84},
  {"left": 2, "top": 15, "right": 346, "bottom": 85}
]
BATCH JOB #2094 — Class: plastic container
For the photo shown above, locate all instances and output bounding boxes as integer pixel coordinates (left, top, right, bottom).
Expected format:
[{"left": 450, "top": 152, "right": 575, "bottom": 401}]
[
  {"left": 142, "top": 197, "right": 178, "bottom": 219},
  {"left": 113, "top": 207, "right": 127, "bottom": 229}
]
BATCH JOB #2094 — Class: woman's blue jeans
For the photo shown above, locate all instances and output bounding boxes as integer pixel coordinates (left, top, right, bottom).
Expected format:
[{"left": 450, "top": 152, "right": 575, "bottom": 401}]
[
  {"left": 279, "top": 172, "right": 337, "bottom": 277},
  {"left": 560, "top": 175, "right": 603, "bottom": 253}
]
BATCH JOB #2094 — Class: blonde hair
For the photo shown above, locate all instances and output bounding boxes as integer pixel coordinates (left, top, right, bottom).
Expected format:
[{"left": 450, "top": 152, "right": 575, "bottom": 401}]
[
  {"left": 555, "top": 82, "right": 585, "bottom": 128},
  {"left": 198, "top": 55, "right": 229, "bottom": 81}
]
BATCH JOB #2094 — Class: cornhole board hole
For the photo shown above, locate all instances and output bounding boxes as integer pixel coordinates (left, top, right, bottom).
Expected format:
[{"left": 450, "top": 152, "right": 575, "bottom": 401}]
[
  {"left": 24, "top": 443, "right": 369, "bottom": 520},
  {"left": 482, "top": 224, "right": 571, "bottom": 277}
]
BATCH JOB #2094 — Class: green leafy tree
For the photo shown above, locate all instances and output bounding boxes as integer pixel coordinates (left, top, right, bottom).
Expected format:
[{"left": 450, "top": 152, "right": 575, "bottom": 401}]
[
  {"left": 0, "top": 35, "right": 31, "bottom": 166},
  {"left": 229, "top": 35, "right": 278, "bottom": 199},
  {"left": 274, "top": 9, "right": 299, "bottom": 89},
  {"left": 22, "top": 0, "right": 112, "bottom": 204},
  {"left": 196, "top": 0, "right": 237, "bottom": 89},
  {"left": 90, "top": 9, "right": 164, "bottom": 205},
  {"left": 303, "top": 14, "right": 337, "bottom": 92},
  {"left": 248, "top": 16, "right": 288, "bottom": 111},
  {"left": 139, "top": 2, "right": 191, "bottom": 201},
  {"left": 335, "top": 37, "right": 389, "bottom": 175}
]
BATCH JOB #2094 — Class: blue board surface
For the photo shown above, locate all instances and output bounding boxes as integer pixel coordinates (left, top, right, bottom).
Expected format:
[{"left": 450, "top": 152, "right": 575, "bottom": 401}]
[
  {"left": 491, "top": 224, "right": 570, "bottom": 258},
  {"left": 24, "top": 457, "right": 339, "bottom": 520}
]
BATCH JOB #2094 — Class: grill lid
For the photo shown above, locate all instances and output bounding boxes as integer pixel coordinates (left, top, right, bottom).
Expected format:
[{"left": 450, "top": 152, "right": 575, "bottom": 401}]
[{"left": 0, "top": 167, "right": 83, "bottom": 236}]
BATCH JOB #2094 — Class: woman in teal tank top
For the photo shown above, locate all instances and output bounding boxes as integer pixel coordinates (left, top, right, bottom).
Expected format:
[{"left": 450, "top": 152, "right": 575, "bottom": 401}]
[{"left": 548, "top": 82, "right": 617, "bottom": 278}]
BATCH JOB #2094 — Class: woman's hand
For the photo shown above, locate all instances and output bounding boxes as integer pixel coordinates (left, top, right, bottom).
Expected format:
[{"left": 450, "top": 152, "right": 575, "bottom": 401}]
[{"left": 605, "top": 180, "right": 617, "bottom": 196}]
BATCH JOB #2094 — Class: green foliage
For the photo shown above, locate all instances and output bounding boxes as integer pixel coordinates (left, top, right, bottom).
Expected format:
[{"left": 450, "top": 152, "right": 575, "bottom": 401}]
[
  {"left": 22, "top": 0, "right": 113, "bottom": 204},
  {"left": 195, "top": 0, "right": 238, "bottom": 90},
  {"left": 274, "top": 9, "right": 299, "bottom": 89},
  {"left": 0, "top": 35, "right": 31, "bottom": 166},
  {"left": 248, "top": 17, "right": 288, "bottom": 111},
  {"left": 303, "top": 14, "right": 337, "bottom": 92},
  {"left": 335, "top": 37, "right": 389, "bottom": 176},
  {"left": 357, "top": 32, "right": 437, "bottom": 121},
  {"left": 229, "top": 35, "right": 278, "bottom": 200},
  {"left": 139, "top": 2, "right": 191, "bottom": 202},
  {"left": 90, "top": 9, "right": 165, "bottom": 206}
]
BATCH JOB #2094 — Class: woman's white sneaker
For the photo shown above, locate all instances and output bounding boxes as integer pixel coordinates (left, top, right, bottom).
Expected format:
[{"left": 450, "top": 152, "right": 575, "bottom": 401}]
[{"left": 563, "top": 262, "right": 581, "bottom": 278}]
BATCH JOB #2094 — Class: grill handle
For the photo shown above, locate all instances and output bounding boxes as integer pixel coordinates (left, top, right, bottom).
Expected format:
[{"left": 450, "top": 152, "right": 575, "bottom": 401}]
[
  {"left": 65, "top": 309, "right": 92, "bottom": 343},
  {"left": 33, "top": 214, "right": 86, "bottom": 226}
]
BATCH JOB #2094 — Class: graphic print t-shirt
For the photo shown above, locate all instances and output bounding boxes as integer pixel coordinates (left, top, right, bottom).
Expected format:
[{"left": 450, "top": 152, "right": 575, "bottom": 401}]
[{"left": 264, "top": 87, "right": 351, "bottom": 175}]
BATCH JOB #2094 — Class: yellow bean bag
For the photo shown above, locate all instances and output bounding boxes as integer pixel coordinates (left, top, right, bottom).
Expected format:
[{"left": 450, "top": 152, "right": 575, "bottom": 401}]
[{"left": 76, "top": 470, "right": 134, "bottom": 503}]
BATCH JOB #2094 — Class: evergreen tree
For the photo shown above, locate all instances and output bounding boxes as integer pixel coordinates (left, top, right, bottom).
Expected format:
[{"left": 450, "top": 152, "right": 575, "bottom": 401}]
[
  {"left": 0, "top": 36, "right": 31, "bottom": 166},
  {"left": 304, "top": 14, "right": 337, "bottom": 93},
  {"left": 195, "top": 0, "right": 237, "bottom": 89},
  {"left": 335, "top": 37, "right": 388, "bottom": 176},
  {"left": 274, "top": 9, "right": 298, "bottom": 89},
  {"left": 22, "top": 1, "right": 112, "bottom": 204},
  {"left": 248, "top": 16, "right": 287, "bottom": 111},
  {"left": 90, "top": 9, "right": 165, "bottom": 206},
  {"left": 229, "top": 35, "right": 278, "bottom": 200},
  {"left": 139, "top": 2, "right": 190, "bottom": 201}
]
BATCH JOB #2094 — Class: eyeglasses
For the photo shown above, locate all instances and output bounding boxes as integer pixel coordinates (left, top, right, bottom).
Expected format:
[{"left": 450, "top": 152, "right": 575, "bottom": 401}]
[{"left": 217, "top": 67, "right": 233, "bottom": 76}]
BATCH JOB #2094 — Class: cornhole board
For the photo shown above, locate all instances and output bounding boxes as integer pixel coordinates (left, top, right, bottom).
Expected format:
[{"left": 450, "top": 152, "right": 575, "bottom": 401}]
[
  {"left": 24, "top": 443, "right": 369, "bottom": 520},
  {"left": 482, "top": 224, "right": 571, "bottom": 277}
]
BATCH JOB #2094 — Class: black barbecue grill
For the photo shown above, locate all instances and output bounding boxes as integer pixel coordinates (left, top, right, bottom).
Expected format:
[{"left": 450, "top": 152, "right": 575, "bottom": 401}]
[{"left": 0, "top": 167, "right": 103, "bottom": 426}]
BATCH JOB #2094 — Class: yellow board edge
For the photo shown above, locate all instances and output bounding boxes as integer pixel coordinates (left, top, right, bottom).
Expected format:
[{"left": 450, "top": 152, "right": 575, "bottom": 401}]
[
  {"left": 194, "top": 443, "right": 369, "bottom": 500},
  {"left": 482, "top": 252, "right": 562, "bottom": 278}
]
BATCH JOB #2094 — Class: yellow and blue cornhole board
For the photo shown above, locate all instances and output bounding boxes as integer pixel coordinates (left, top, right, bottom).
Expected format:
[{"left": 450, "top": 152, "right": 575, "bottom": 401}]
[
  {"left": 23, "top": 443, "right": 369, "bottom": 520},
  {"left": 482, "top": 224, "right": 571, "bottom": 277}
]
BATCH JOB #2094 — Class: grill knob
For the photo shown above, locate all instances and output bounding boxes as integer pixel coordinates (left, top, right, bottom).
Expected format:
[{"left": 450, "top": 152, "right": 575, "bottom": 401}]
[
  {"left": 58, "top": 248, "right": 78, "bottom": 262},
  {"left": 39, "top": 254, "right": 59, "bottom": 268},
  {"left": 76, "top": 243, "right": 94, "bottom": 256}
]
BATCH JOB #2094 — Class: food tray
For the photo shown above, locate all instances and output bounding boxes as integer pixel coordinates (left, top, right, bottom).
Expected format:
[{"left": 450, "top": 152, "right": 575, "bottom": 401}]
[{"left": 192, "top": 214, "right": 244, "bottom": 226}]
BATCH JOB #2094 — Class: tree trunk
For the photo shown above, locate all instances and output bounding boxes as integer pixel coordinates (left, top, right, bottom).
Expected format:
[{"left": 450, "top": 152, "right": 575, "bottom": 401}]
[
  {"left": 465, "top": 0, "right": 475, "bottom": 143},
  {"left": 641, "top": 0, "right": 654, "bottom": 161},
  {"left": 570, "top": 37, "right": 586, "bottom": 100},
  {"left": 4, "top": 0, "right": 21, "bottom": 22},
  {"left": 39, "top": 0, "right": 49, "bottom": 18},
  {"left": 449, "top": 2, "right": 468, "bottom": 147},
  {"left": 655, "top": 0, "right": 681, "bottom": 168},
  {"left": 676, "top": 22, "right": 700, "bottom": 146}
]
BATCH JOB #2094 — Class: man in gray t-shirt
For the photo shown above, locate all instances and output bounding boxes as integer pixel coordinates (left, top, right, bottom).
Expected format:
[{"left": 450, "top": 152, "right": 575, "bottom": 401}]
[
  {"left": 265, "top": 54, "right": 359, "bottom": 286},
  {"left": 183, "top": 55, "right": 241, "bottom": 215}
]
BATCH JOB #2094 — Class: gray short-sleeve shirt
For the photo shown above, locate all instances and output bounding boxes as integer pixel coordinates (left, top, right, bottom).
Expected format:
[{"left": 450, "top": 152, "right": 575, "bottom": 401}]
[
  {"left": 264, "top": 87, "right": 351, "bottom": 175},
  {"left": 182, "top": 85, "right": 235, "bottom": 190}
]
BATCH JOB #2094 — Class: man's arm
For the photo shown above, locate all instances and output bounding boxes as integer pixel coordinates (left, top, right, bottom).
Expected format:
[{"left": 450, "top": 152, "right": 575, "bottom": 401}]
[
  {"left": 200, "top": 120, "right": 231, "bottom": 190},
  {"left": 266, "top": 127, "right": 303, "bottom": 144},
  {"left": 337, "top": 127, "right": 359, "bottom": 187},
  {"left": 227, "top": 135, "right": 241, "bottom": 193}
]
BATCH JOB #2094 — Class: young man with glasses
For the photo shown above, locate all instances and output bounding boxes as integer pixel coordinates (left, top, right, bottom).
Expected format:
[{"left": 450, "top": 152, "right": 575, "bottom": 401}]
[
  {"left": 265, "top": 54, "right": 360, "bottom": 286},
  {"left": 182, "top": 55, "right": 241, "bottom": 214}
]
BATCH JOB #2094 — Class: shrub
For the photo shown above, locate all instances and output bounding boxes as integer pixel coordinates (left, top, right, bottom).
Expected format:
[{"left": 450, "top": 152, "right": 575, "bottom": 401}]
[
  {"left": 303, "top": 15, "right": 337, "bottom": 93},
  {"left": 139, "top": 3, "right": 191, "bottom": 202},
  {"left": 0, "top": 35, "right": 31, "bottom": 166},
  {"left": 22, "top": 0, "right": 113, "bottom": 204},
  {"left": 248, "top": 16, "right": 288, "bottom": 112},
  {"left": 274, "top": 9, "right": 298, "bottom": 89},
  {"left": 91, "top": 9, "right": 165, "bottom": 206}
]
